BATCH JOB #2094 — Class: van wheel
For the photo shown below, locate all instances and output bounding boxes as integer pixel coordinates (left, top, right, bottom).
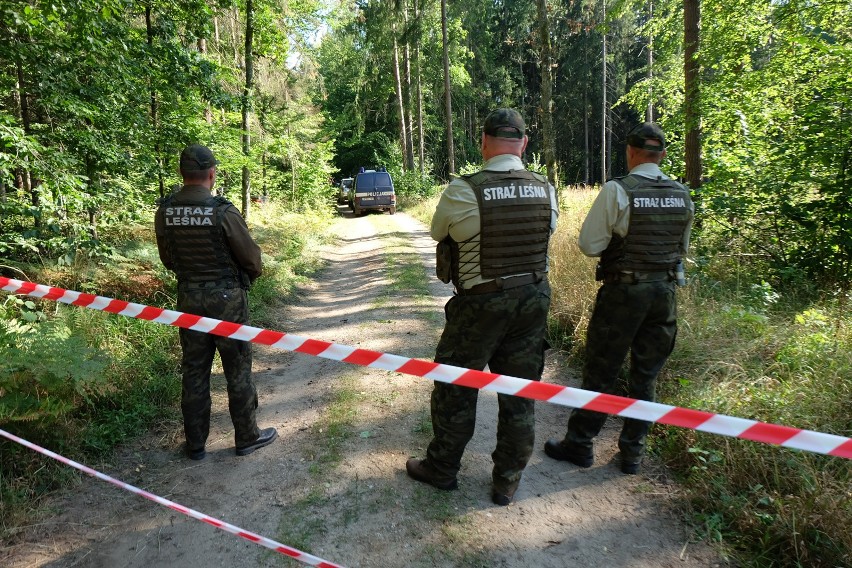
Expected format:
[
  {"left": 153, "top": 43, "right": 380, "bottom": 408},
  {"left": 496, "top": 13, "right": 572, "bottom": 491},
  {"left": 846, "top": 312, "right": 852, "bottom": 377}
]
[{"left": 389, "top": 206, "right": 396, "bottom": 215}]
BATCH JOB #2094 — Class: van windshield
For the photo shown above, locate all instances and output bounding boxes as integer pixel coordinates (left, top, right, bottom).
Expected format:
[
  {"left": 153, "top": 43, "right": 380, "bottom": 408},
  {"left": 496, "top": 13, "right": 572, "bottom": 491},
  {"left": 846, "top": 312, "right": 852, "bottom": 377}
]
[{"left": 357, "top": 172, "right": 392, "bottom": 190}]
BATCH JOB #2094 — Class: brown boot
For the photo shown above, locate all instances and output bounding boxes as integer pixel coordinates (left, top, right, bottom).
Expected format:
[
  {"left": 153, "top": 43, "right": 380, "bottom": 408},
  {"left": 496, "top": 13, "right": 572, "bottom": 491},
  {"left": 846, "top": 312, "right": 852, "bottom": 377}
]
[{"left": 405, "top": 458, "right": 458, "bottom": 490}]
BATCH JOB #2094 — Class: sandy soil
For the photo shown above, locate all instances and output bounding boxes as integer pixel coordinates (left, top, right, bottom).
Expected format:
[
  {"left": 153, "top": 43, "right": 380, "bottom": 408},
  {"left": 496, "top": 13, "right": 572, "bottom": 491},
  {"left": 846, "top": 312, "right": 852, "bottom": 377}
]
[{"left": 1, "top": 208, "right": 727, "bottom": 568}]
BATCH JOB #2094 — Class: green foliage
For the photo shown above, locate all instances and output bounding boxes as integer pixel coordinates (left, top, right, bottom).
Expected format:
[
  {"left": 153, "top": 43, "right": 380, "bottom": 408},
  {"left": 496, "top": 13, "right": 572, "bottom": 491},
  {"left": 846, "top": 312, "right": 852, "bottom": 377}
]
[
  {"left": 659, "top": 276, "right": 852, "bottom": 566},
  {"left": 627, "top": 0, "right": 852, "bottom": 285},
  {"left": 0, "top": 315, "right": 107, "bottom": 425}
]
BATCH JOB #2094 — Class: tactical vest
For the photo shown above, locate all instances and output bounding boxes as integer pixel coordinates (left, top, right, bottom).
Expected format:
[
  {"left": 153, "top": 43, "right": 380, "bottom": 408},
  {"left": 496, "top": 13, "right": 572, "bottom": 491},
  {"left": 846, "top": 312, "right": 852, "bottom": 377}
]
[
  {"left": 600, "top": 174, "right": 691, "bottom": 274},
  {"left": 457, "top": 169, "right": 552, "bottom": 281},
  {"left": 158, "top": 193, "right": 249, "bottom": 290}
]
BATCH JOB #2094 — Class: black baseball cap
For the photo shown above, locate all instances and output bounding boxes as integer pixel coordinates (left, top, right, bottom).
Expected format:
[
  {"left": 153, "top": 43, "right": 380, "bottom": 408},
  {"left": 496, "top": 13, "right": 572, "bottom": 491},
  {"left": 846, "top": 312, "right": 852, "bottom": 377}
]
[
  {"left": 626, "top": 122, "right": 666, "bottom": 152},
  {"left": 483, "top": 108, "right": 525, "bottom": 139},
  {"left": 179, "top": 144, "right": 219, "bottom": 171}
]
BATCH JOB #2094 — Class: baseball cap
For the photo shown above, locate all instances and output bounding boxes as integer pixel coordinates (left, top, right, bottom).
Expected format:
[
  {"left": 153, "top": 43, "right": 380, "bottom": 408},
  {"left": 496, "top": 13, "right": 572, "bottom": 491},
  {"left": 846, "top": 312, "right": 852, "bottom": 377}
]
[
  {"left": 483, "top": 108, "right": 525, "bottom": 139},
  {"left": 626, "top": 122, "right": 666, "bottom": 151},
  {"left": 179, "top": 144, "right": 219, "bottom": 171}
]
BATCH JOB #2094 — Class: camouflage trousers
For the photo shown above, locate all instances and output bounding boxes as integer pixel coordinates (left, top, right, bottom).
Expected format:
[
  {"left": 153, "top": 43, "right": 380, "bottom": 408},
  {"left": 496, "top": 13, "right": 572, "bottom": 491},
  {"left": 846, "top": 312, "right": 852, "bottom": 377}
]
[
  {"left": 565, "top": 280, "right": 677, "bottom": 460},
  {"left": 426, "top": 280, "right": 551, "bottom": 493},
  {"left": 177, "top": 287, "right": 260, "bottom": 450}
]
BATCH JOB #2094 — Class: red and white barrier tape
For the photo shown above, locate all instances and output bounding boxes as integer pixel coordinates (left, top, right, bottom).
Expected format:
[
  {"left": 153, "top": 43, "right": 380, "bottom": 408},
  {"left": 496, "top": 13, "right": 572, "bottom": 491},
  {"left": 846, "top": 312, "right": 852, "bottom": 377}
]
[
  {"left": 2, "top": 276, "right": 850, "bottom": 460},
  {"left": 0, "top": 428, "right": 344, "bottom": 567}
]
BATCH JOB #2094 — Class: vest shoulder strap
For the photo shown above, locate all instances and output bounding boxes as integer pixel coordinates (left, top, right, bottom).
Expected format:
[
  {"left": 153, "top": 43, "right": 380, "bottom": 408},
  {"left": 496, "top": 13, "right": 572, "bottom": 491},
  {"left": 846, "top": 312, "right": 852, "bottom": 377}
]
[
  {"left": 462, "top": 169, "right": 548, "bottom": 188},
  {"left": 613, "top": 173, "right": 687, "bottom": 192}
]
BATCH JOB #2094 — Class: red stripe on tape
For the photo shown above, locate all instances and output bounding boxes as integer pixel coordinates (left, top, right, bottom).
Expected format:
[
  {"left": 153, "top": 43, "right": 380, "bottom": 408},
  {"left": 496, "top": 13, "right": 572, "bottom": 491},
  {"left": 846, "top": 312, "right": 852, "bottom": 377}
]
[
  {"left": 103, "top": 299, "right": 130, "bottom": 314},
  {"left": 582, "top": 393, "right": 634, "bottom": 415},
  {"left": 211, "top": 320, "right": 242, "bottom": 337},
  {"left": 238, "top": 531, "right": 261, "bottom": 542},
  {"left": 343, "top": 349, "right": 384, "bottom": 366},
  {"left": 174, "top": 313, "right": 202, "bottom": 328},
  {"left": 17, "top": 281, "right": 37, "bottom": 294},
  {"left": 254, "top": 329, "right": 286, "bottom": 345},
  {"left": 740, "top": 422, "right": 801, "bottom": 446},
  {"left": 71, "top": 293, "right": 98, "bottom": 307},
  {"left": 296, "top": 339, "right": 333, "bottom": 356},
  {"left": 136, "top": 306, "right": 166, "bottom": 320},
  {"left": 829, "top": 439, "right": 852, "bottom": 459},
  {"left": 395, "top": 359, "right": 440, "bottom": 377},
  {"left": 278, "top": 547, "right": 302, "bottom": 558},
  {"left": 202, "top": 518, "right": 224, "bottom": 528},
  {"left": 658, "top": 407, "right": 715, "bottom": 429},
  {"left": 514, "top": 381, "right": 565, "bottom": 401},
  {"left": 453, "top": 370, "right": 499, "bottom": 390},
  {"left": 44, "top": 287, "right": 67, "bottom": 300}
]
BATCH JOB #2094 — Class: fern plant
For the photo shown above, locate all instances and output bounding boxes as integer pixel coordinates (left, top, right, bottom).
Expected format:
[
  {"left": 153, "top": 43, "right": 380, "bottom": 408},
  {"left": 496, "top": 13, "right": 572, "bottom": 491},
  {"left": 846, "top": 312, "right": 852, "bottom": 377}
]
[{"left": 0, "top": 318, "right": 107, "bottom": 425}]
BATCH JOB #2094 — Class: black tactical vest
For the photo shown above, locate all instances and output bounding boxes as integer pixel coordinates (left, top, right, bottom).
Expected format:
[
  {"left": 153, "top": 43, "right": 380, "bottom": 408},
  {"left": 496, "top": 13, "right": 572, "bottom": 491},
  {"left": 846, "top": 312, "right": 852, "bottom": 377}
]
[
  {"left": 600, "top": 174, "right": 691, "bottom": 274},
  {"left": 462, "top": 169, "right": 552, "bottom": 279},
  {"left": 157, "top": 193, "right": 248, "bottom": 289}
]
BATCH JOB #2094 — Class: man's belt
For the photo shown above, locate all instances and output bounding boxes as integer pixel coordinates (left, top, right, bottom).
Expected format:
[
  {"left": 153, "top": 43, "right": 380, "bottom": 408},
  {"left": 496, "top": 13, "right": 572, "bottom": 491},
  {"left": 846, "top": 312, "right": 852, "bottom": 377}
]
[
  {"left": 179, "top": 278, "right": 242, "bottom": 291},
  {"left": 456, "top": 273, "right": 543, "bottom": 296},
  {"left": 603, "top": 271, "right": 673, "bottom": 284}
]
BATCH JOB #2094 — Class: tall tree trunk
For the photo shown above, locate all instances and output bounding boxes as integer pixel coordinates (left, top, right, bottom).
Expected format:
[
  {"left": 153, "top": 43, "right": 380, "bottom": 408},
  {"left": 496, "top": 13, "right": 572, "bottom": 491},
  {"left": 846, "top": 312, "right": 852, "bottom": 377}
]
[
  {"left": 241, "top": 0, "right": 254, "bottom": 220},
  {"left": 232, "top": 8, "right": 240, "bottom": 68},
  {"left": 14, "top": 52, "right": 37, "bottom": 225},
  {"left": 684, "top": 0, "right": 702, "bottom": 189},
  {"left": 536, "top": 0, "right": 556, "bottom": 186},
  {"left": 391, "top": 24, "right": 409, "bottom": 172},
  {"left": 85, "top": 154, "right": 98, "bottom": 239},
  {"left": 646, "top": 0, "right": 654, "bottom": 122},
  {"left": 402, "top": 2, "right": 415, "bottom": 172},
  {"left": 441, "top": 0, "right": 454, "bottom": 176},
  {"left": 415, "top": 0, "right": 425, "bottom": 175},
  {"left": 146, "top": 6, "right": 165, "bottom": 199},
  {"left": 600, "top": 0, "right": 608, "bottom": 184},
  {"left": 198, "top": 37, "right": 213, "bottom": 124},
  {"left": 584, "top": 34, "right": 590, "bottom": 185}
]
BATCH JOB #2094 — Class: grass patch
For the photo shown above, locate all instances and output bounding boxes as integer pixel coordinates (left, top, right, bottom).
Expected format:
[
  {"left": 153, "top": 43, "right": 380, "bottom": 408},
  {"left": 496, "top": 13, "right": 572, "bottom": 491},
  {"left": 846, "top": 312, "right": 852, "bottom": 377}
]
[
  {"left": 272, "top": 490, "right": 330, "bottom": 567},
  {"left": 307, "top": 372, "right": 359, "bottom": 477}
]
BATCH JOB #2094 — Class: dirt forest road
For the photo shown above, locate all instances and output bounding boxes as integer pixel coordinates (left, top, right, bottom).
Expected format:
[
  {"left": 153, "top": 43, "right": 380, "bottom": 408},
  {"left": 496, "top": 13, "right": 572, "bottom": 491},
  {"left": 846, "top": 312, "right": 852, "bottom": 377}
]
[{"left": 3, "top": 208, "right": 725, "bottom": 568}]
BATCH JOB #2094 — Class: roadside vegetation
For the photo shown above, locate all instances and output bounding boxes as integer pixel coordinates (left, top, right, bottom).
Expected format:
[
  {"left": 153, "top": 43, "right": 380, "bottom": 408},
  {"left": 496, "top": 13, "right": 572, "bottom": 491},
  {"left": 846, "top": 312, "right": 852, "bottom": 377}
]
[{"left": 0, "top": 202, "right": 333, "bottom": 541}]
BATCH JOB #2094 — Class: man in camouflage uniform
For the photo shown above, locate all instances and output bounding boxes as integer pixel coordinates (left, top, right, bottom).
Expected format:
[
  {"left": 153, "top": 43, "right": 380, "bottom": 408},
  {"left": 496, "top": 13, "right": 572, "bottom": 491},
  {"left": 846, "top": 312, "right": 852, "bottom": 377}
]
[
  {"left": 544, "top": 123, "right": 693, "bottom": 474},
  {"left": 155, "top": 144, "right": 277, "bottom": 460},
  {"left": 406, "top": 109, "right": 559, "bottom": 506}
]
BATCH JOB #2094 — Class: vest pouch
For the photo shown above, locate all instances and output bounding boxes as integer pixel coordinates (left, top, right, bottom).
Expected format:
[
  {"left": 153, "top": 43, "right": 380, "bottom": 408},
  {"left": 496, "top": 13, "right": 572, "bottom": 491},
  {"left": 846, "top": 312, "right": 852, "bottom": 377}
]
[{"left": 436, "top": 239, "right": 453, "bottom": 283}]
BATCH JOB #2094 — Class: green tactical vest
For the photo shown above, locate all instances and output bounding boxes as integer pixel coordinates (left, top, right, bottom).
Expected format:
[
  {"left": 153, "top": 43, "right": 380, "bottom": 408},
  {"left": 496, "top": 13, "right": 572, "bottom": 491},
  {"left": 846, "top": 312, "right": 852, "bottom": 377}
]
[
  {"left": 600, "top": 174, "right": 691, "bottom": 274},
  {"left": 461, "top": 169, "right": 553, "bottom": 280},
  {"left": 157, "top": 193, "right": 250, "bottom": 290}
]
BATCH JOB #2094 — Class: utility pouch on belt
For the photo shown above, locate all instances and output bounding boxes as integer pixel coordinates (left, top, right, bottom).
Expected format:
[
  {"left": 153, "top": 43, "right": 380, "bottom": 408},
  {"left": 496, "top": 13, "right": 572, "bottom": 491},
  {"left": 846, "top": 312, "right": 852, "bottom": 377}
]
[{"left": 436, "top": 238, "right": 453, "bottom": 284}]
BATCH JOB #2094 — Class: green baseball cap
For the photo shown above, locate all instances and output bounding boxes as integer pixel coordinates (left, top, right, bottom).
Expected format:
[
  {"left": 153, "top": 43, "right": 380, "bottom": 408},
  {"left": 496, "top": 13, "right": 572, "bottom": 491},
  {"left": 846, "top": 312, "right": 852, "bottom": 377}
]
[
  {"left": 179, "top": 144, "right": 219, "bottom": 171},
  {"left": 483, "top": 108, "right": 525, "bottom": 139}
]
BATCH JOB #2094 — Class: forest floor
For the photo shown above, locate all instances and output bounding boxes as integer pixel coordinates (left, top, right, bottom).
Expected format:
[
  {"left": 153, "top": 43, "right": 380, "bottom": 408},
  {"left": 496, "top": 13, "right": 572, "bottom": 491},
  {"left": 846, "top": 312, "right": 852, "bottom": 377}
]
[{"left": 2, "top": 209, "right": 728, "bottom": 568}]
